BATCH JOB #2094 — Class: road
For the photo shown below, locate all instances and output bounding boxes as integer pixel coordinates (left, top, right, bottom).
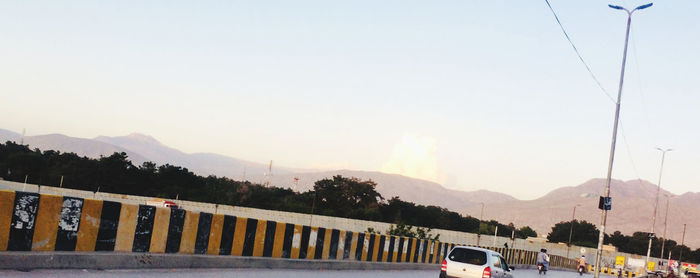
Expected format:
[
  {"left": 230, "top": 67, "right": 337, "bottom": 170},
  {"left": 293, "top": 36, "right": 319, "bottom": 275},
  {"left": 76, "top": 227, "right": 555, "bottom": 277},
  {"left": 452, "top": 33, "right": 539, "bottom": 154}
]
[{"left": 0, "top": 268, "right": 594, "bottom": 278}]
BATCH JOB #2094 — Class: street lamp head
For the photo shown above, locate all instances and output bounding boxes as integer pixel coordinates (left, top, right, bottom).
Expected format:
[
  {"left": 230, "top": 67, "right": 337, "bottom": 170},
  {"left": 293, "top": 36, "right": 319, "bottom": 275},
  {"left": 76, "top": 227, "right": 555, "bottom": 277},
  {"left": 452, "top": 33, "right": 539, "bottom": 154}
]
[
  {"left": 608, "top": 4, "right": 625, "bottom": 10},
  {"left": 635, "top": 3, "right": 653, "bottom": 11}
]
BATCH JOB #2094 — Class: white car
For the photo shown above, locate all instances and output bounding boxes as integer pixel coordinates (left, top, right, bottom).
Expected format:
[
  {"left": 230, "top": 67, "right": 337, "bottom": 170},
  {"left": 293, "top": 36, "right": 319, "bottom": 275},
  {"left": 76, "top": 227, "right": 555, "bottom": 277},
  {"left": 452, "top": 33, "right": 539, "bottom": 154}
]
[{"left": 440, "top": 246, "right": 515, "bottom": 278}]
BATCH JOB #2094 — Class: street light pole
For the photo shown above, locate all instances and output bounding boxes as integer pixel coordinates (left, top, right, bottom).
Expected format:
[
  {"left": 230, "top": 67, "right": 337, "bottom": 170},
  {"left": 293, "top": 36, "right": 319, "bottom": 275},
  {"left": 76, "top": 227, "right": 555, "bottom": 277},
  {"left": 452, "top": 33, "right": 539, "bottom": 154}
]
[
  {"left": 679, "top": 224, "right": 686, "bottom": 265},
  {"left": 477, "top": 202, "right": 485, "bottom": 246},
  {"left": 646, "top": 148, "right": 672, "bottom": 267},
  {"left": 660, "top": 195, "right": 671, "bottom": 265},
  {"left": 594, "top": 4, "right": 653, "bottom": 278},
  {"left": 567, "top": 204, "right": 581, "bottom": 258}
]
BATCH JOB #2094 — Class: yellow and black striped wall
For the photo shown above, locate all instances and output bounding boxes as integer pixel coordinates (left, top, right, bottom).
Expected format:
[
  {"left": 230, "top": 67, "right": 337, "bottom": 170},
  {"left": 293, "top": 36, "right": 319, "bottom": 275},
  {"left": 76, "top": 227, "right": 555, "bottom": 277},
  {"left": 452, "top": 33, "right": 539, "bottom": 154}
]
[{"left": 0, "top": 189, "right": 573, "bottom": 268}]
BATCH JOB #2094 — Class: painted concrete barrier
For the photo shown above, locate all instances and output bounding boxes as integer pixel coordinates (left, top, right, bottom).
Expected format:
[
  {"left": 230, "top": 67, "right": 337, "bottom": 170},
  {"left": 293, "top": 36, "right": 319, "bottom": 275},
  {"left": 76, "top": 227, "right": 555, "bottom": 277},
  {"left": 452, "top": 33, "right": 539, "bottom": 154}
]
[{"left": 0, "top": 189, "right": 576, "bottom": 269}]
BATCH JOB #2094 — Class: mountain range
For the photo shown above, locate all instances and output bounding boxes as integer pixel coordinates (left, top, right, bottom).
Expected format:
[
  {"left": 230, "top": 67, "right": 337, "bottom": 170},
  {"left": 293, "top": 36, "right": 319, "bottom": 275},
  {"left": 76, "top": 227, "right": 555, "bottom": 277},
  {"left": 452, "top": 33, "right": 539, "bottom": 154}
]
[{"left": 1, "top": 128, "right": 697, "bottom": 248}]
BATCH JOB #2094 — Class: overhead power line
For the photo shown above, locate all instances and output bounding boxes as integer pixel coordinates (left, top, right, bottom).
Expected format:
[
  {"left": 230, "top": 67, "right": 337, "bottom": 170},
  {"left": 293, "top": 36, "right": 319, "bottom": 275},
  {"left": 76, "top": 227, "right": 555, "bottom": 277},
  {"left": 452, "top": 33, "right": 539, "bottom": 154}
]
[{"left": 543, "top": 0, "right": 615, "bottom": 103}]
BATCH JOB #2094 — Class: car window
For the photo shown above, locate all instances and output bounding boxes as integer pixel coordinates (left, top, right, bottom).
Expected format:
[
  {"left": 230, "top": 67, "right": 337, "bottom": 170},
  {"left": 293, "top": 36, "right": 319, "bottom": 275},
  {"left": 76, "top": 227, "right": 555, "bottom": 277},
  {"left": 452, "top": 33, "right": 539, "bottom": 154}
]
[
  {"left": 500, "top": 256, "right": 510, "bottom": 271},
  {"left": 449, "top": 248, "right": 487, "bottom": 265},
  {"left": 492, "top": 254, "right": 502, "bottom": 268}
]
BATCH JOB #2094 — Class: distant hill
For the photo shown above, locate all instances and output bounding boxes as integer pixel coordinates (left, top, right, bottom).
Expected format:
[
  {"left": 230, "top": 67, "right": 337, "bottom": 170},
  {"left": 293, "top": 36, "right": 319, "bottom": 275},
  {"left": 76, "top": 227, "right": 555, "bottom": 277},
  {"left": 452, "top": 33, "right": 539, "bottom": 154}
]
[
  {"left": 462, "top": 178, "right": 700, "bottom": 248},
  {"left": 1, "top": 128, "right": 697, "bottom": 248},
  {"left": 94, "top": 133, "right": 293, "bottom": 177}
]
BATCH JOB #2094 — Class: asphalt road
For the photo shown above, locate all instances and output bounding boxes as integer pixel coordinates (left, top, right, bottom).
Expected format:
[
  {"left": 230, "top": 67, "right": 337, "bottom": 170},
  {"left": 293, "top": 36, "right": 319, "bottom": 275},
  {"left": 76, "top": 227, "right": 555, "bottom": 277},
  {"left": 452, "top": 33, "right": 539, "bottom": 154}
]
[{"left": 0, "top": 268, "right": 591, "bottom": 278}]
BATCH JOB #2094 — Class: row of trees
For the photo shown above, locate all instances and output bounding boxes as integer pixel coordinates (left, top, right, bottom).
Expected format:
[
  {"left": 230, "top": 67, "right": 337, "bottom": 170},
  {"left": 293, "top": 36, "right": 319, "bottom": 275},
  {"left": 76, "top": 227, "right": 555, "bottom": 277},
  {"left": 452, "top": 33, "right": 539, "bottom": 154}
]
[
  {"left": 0, "top": 141, "right": 536, "bottom": 241},
  {"left": 547, "top": 220, "right": 699, "bottom": 263}
]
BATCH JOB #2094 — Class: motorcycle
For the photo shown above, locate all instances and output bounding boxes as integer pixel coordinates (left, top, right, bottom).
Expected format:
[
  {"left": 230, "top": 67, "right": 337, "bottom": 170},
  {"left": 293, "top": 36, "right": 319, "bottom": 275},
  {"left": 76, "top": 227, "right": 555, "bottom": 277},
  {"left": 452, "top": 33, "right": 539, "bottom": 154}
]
[
  {"left": 578, "top": 265, "right": 586, "bottom": 276},
  {"left": 538, "top": 263, "right": 548, "bottom": 275}
]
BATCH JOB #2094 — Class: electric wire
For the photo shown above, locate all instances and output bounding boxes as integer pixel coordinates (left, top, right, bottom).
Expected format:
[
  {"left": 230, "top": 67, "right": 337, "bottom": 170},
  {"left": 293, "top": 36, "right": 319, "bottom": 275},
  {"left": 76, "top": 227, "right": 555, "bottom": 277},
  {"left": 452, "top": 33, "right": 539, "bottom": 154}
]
[{"left": 543, "top": 0, "right": 616, "bottom": 103}]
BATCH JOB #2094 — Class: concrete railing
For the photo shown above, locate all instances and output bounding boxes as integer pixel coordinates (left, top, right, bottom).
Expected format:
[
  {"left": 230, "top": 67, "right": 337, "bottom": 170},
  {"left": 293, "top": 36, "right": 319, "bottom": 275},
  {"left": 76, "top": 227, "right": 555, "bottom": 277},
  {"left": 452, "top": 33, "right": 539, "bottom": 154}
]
[{"left": 0, "top": 179, "right": 662, "bottom": 273}]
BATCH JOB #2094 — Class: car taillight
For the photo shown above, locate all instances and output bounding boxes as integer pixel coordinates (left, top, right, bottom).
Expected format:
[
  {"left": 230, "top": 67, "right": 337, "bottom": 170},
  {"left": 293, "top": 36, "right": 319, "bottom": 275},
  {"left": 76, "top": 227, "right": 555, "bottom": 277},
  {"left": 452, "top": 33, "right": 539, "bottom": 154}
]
[
  {"left": 441, "top": 260, "right": 447, "bottom": 271},
  {"left": 482, "top": 266, "right": 491, "bottom": 278}
]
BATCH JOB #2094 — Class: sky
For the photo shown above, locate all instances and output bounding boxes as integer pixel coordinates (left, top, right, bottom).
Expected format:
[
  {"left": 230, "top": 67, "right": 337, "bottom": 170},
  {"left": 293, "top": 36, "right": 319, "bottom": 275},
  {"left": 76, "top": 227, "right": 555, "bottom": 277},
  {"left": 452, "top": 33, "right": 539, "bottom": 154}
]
[{"left": 1, "top": 0, "right": 699, "bottom": 200}]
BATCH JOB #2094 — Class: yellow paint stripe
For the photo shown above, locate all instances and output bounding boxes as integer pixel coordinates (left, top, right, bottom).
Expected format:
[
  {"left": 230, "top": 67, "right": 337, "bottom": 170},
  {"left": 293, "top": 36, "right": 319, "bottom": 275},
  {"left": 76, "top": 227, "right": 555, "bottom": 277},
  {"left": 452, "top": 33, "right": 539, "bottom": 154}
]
[
  {"left": 410, "top": 239, "right": 417, "bottom": 262},
  {"left": 31, "top": 194, "right": 62, "bottom": 251},
  {"left": 0, "top": 190, "right": 16, "bottom": 251},
  {"left": 321, "top": 229, "right": 332, "bottom": 259},
  {"left": 290, "top": 224, "right": 302, "bottom": 259},
  {"left": 148, "top": 207, "right": 171, "bottom": 253},
  {"left": 371, "top": 235, "right": 381, "bottom": 262},
  {"left": 231, "top": 217, "right": 248, "bottom": 256},
  {"left": 345, "top": 233, "right": 357, "bottom": 260},
  {"left": 114, "top": 203, "right": 139, "bottom": 252},
  {"left": 178, "top": 211, "right": 200, "bottom": 254},
  {"left": 271, "top": 222, "right": 286, "bottom": 258},
  {"left": 360, "top": 233, "right": 369, "bottom": 261},
  {"left": 381, "top": 236, "right": 389, "bottom": 262},
  {"left": 348, "top": 232, "right": 358, "bottom": 261},
  {"left": 252, "top": 220, "right": 267, "bottom": 257},
  {"left": 307, "top": 227, "right": 318, "bottom": 259},
  {"left": 75, "top": 199, "right": 103, "bottom": 251},
  {"left": 206, "top": 214, "right": 225, "bottom": 255}
]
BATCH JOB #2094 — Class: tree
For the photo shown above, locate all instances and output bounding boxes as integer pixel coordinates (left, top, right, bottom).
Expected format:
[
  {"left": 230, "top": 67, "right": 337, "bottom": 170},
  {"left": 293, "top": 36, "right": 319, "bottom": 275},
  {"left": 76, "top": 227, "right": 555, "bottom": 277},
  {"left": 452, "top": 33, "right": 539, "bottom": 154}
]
[
  {"left": 518, "top": 226, "right": 538, "bottom": 238},
  {"left": 547, "top": 220, "right": 599, "bottom": 248},
  {"left": 313, "top": 175, "right": 383, "bottom": 220}
]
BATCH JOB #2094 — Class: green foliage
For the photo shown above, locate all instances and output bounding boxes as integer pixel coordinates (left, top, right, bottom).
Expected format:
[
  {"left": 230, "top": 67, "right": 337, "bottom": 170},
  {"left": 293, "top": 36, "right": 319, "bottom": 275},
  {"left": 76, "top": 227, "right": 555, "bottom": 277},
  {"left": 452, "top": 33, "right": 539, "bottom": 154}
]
[
  {"left": 387, "top": 223, "right": 440, "bottom": 241},
  {"left": 547, "top": 220, "right": 599, "bottom": 248},
  {"left": 518, "top": 226, "right": 538, "bottom": 238}
]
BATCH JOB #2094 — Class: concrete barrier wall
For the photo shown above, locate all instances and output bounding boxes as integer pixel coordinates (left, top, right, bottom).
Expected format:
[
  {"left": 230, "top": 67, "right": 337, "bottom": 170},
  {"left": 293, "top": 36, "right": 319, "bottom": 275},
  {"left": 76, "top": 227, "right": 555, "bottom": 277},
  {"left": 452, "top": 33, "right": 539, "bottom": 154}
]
[
  {"left": 0, "top": 189, "right": 579, "bottom": 269},
  {"left": 0, "top": 180, "right": 663, "bottom": 270}
]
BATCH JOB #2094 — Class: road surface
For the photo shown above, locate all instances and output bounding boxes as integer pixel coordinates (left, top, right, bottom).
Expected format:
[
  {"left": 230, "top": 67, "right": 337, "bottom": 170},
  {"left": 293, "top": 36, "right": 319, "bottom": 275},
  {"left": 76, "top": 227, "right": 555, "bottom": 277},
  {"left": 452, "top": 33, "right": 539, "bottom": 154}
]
[{"left": 0, "top": 268, "right": 595, "bottom": 278}]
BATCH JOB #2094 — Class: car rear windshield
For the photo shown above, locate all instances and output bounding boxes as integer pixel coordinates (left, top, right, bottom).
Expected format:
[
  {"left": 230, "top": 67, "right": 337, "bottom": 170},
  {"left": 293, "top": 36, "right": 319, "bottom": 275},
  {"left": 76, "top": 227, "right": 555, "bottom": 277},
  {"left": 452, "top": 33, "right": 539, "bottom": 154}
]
[{"left": 448, "top": 248, "right": 487, "bottom": 265}]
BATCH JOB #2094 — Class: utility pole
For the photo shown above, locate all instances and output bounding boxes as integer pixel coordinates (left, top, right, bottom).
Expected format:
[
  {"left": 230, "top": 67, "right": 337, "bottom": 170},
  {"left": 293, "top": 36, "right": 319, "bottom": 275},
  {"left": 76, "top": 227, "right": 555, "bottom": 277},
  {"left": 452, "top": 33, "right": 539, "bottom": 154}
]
[
  {"left": 594, "top": 4, "right": 653, "bottom": 278},
  {"left": 477, "top": 203, "right": 485, "bottom": 246},
  {"left": 568, "top": 204, "right": 581, "bottom": 258},
  {"left": 660, "top": 195, "right": 671, "bottom": 265},
  {"left": 647, "top": 148, "right": 672, "bottom": 267}
]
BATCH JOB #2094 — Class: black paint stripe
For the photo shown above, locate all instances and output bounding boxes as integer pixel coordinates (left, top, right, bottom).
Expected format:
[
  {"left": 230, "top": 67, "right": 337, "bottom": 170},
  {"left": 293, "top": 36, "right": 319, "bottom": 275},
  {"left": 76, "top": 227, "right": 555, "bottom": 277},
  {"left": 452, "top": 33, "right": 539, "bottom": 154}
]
[
  {"left": 342, "top": 231, "right": 353, "bottom": 260},
  {"left": 194, "top": 212, "right": 212, "bottom": 254},
  {"left": 262, "top": 220, "right": 276, "bottom": 257},
  {"left": 421, "top": 240, "right": 428, "bottom": 263},
  {"left": 8, "top": 192, "right": 39, "bottom": 251},
  {"left": 132, "top": 205, "right": 156, "bottom": 252},
  {"left": 218, "top": 215, "right": 236, "bottom": 255},
  {"left": 55, "top": 197, "right": 84, "bottom": 251},
  {"left": 435, "top": 242, "right": 442, "bottom": 264},
  {"left": 241, "top": 218, "right": 258, "bottom": 257},
  {"left": 298, "top": 225, "right": 311, "bottom": 259},
  {"left": 354, "top": 233, "right": 364, "bottom": 261},
  {"left": 405, "top": 238, "right": 414, "bottom": 263},
  {"left": 94, "top": 201, "right": 121, "bottom": 251},
  {"left": 387, "top": 236, "right": 395, "bottom": 262},
  {"left": 376, "top": 235, "right": 386, "bottom": 261},
  {"left": 165, "top": 209, "right": 186, "bottom": 253},
  {"left": 328, "top": 229, "right": 340, "bottom": 259},
  {"left": 397, "top": 238, "right": 405, "bottom": 262},
  {"left": 366, "top": 234, "right": 376, "bottom": 261},
  {"left": 281, "top": 223, "right": 294, "bottom": 258},
  {"left": 313, "top": 228, "right": 326, "bottom": 260}
]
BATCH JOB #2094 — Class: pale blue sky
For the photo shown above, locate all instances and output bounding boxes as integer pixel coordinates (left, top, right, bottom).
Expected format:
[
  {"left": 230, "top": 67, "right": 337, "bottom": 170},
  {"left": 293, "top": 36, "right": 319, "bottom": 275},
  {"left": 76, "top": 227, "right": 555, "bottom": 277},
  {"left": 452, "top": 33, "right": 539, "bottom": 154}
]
[{"left": 1, "top": 0, "right": 698, "bottom": 199}]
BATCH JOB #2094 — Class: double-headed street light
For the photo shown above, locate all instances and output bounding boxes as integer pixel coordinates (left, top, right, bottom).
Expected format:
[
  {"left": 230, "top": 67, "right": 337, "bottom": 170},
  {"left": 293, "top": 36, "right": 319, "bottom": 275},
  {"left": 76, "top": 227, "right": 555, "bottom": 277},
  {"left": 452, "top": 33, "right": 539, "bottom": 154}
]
[
  {"left": 646, "top": 148, "right": 672, "bottom": 267},
  {"left": 594, "top": 3, "right": 653, "bottom": 278}
]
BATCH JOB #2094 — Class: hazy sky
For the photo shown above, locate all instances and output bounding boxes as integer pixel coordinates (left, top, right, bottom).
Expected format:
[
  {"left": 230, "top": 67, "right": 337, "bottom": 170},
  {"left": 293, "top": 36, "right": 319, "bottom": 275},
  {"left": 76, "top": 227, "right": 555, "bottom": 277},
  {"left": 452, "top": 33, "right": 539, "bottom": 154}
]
[{"left": 1, "top": 1, "right": 698, "bottom": 200}]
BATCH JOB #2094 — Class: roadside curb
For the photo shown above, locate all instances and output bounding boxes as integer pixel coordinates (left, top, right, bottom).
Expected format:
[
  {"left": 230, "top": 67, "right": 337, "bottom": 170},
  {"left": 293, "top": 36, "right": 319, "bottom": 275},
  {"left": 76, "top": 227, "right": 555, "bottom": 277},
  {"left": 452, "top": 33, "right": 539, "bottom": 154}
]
[{"left": 0, "top": 252, "right": 440, "bottom": 271}]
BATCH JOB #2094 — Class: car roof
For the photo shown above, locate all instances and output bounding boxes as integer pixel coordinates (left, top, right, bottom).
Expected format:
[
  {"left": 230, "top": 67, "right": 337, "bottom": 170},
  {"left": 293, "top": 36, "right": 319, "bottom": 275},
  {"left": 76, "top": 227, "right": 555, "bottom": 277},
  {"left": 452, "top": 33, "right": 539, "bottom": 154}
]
[{"left": 451, "top": 245, "right": 501, "bottom": 255}]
